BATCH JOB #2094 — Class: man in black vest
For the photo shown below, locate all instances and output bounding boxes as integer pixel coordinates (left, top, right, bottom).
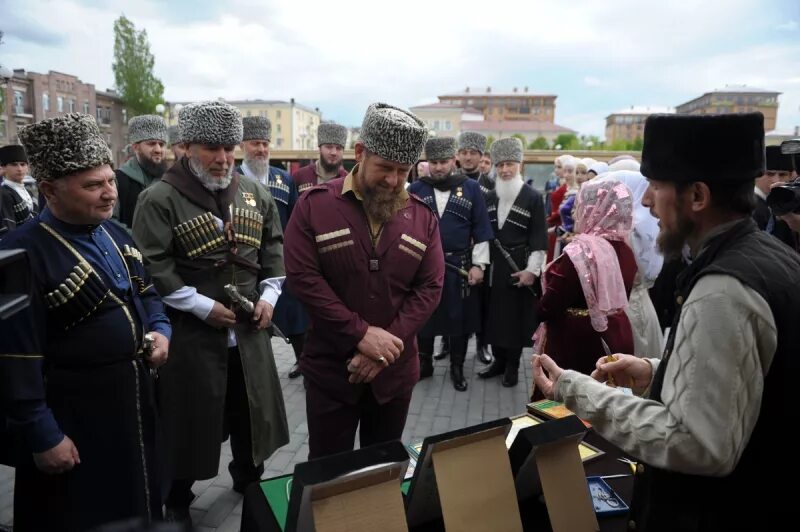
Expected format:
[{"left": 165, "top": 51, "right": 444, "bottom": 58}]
[{"left": 533, "top": 112, "right": 800, "bottom": 531}]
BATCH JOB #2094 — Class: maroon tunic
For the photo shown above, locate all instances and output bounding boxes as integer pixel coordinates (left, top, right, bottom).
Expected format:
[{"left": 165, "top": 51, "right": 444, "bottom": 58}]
[
  {"left": 284, "top": 176, "right": 444, "bottom": 405},
  {"left": 292, "top": 161, "right": 347, "bottom": 195},
  {"left": 537, "top": 239, "right": 637, "bottom": 378}
]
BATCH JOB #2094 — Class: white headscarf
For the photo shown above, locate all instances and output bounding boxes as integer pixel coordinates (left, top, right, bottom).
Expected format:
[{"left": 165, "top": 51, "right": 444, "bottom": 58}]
[
  {"left": 608, "top": 158, "right": 641, "bottom": 172},
  {"left": 588, "top": 161, "right": 608, "bottom": 175},
  {"left": 595, "top": 170, "right": 663, "bottom": 287}
]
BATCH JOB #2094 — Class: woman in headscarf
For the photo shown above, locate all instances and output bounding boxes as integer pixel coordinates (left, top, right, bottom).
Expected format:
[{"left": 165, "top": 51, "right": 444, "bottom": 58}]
[
  {"left": 554, "top": 156, "right": 579, "bottom": 255},
  {"left": 533, "top": 179, "right": 637, "bottom": 390},
  {"left": 588, "top": 161, "right": 608, "bottom": 178},
  {"left": 596, "top": 170, "right": 664, "bottom": 357},
  {"left": 546, "top": 154, "right": 572, "bottom": 261}
]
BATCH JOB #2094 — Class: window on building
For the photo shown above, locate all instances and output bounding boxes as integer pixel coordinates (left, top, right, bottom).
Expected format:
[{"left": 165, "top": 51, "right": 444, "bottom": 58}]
[
  {"left": 43, "top": 93, "right": 50, "bottom": 112},
  {"left": 433, "top": 120, "right": 440, "bottom": 130},
  {"left": 13, "top": 91, "right": 24, "bottom": 114},
  {"left": 67, "top": 99, "right": 75, "bottom": 113},
  {"left": 444, "top": 120, "right": 452, "bottom": 131},
  {"left": 246, "top": 111, "right": 252, "bottom": 117},
  {"left": 84, "top": 100, "right": 90, "bottom": 114},
  {"left": 57, "top": 96, "right": 64, "bottom": 113},
  {"left": 276, "top": 124, "right": 282, "bottom": 134},
  {"left": 122, "top": 109, "right": 127, "bottom": 123},
  {"left": 276, "top": 138, "right": 283, "bottom": 147},
  {"left": 276, "top": 110, "right": 281, "bottom": 118}
]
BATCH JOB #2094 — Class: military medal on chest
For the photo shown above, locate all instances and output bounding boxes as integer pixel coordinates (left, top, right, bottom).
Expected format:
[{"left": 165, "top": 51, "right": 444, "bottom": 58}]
[
  {"left": 242, "top": 191, "right": 257, "bottom": 207},
  {"left": 456, "top": 186, "right": 463, "bottom": 198}
]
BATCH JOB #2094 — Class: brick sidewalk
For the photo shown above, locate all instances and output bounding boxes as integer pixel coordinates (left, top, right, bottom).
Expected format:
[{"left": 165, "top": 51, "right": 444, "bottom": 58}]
[{"left": 0, "top": 338, "right": 534, "bottom": 530}]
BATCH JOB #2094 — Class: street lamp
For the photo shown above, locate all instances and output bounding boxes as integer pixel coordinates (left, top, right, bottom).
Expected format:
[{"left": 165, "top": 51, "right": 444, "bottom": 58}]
[
  {"left": 155, "top": 103, "right": 166, "bottom": 114},
  {"left": 586, "top": 141, "right": 594, "bottom": 150}
]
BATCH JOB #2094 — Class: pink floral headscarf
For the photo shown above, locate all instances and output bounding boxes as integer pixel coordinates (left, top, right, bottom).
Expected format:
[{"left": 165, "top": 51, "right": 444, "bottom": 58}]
[{"left": 564, "top": 179, "right": 633, "bottom": 331}]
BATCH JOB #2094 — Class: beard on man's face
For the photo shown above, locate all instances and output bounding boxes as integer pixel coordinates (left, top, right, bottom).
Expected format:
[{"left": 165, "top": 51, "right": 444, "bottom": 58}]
[
  {"left": 360, "top": 179, "right": 406, "bottom": 225},
  {"left": 320, "top": 156, "right": 342, "bottom": 173},
  {"left": 245, "top": 157, "right": 269, "bottom": 177},
  {"left": 188, "top": 155, "right": 234, "bottom": 191},
  {"left": 138, "top": 154, "right": 168, "bottom": 177},
  {"left": 656, "top": 201, "right": 695, "bottom": 260}
]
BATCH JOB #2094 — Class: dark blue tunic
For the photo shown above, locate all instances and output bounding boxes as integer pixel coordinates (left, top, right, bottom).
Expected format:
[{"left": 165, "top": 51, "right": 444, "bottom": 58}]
[
  {"left": 0, "top": 207, "right": 171, "bottom": 530},
  {"left": 237, "top": 164, "right": 309, "bottom": 336},
  {"left": 408, "top": 178, "right": 494, "bottom": 336}
]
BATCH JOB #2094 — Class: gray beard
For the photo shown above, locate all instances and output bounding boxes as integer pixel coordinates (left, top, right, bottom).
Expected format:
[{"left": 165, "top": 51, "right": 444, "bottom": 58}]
[
  {"left": 245, "top": 158, "right": 269, "bottom": 178},
  {"left": 496, "top": 175, "right": 523, "bottom": 203},
  {"left": 189, "top": 156, "right": 233, "bottom": 191}
]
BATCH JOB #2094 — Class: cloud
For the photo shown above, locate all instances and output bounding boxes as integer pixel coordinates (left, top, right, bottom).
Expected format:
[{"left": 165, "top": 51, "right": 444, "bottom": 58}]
[
  {"left": 1, "top": 0, "right": 796, "bottom": 136},
  {"left": 0, "top": 11, "right": 67, "bottom": 46},
  {"left": 777, "top": 20, "right": 798, "bottom": 30}
]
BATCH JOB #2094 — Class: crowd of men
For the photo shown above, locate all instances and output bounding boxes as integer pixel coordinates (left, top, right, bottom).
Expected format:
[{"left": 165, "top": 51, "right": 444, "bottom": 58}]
[{"left": 0, "top": 100, "right": 799, "bottom": 531}]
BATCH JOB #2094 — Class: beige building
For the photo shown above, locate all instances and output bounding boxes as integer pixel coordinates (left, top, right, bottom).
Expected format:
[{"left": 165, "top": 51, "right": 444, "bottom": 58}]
[
  {"left": 0, "top": 69, "right": 128, "bottom": 165},
  {"left": 437, "top": 87, "right": 557, "bottom": 123},
  {"left": 409, "top": 103, "right": 483, "bottom": 138},
  {"left": 164, "top": 98, "right": 322, "bottom": 150},
  {"left": 676, "top": 86, "right": 781, "bottom": 131},
  {"left": 605, "top": 106, "right": 674, "bottom": 144},
  {"left": 460, "top": 120, "right": 575, "bottom": 146}
]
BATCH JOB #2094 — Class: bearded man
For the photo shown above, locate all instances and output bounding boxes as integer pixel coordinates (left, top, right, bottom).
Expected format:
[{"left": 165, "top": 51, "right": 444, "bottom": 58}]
[
  {"left": 533, "top": 112, "right": 800, "bottom": 531},
  {"left": 115, "top": 115, "right": 169, "bottom": 228},
  {"left": 132, "top": 101, "right": 289, "bottom": 523},
  {"left": 292, "top": 122, "right": 349, "bottom": 194},
  {"left": 236, "top": 116, "right": 307, "bottom": 378},
  {"left": 408, "top": 137, "right": 492, "bottom": 391},
  {"left": 284, "top": 103, "right": 444, "bottom": 459},
  {"left": 479, "top": 138, "right": 547, "bottom": 387}
]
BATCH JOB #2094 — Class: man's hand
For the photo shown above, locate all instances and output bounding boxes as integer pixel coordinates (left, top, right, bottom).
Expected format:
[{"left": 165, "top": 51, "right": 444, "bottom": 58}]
[
  {"left": 511, "top": 270, "right": 536, "bottom": 287},
  {"left": 145, "top": 331, "right": 169, "bottom": 369},
  {"left": 468, "top": 266, "right": 484, "bottom": 286},
  {"left": 347, "top": 354, "right": 385, "bottom": 384},
  {"left": 252, "top": 300, "right": 274, "bottom": 330},
  {"left": 532, "top": 354, "right": 563, "bottom": 400},
  {"left": 205, "top": 301, "right": 237, "bottom": 328},
  {"left": 590, "top": 353, "right": 653, "bottom": 395},
  {"left": 33, "top": 436, "right": 80, "bottom": 475},
  {"left": 356, "top": 326, "right": 404, "bottom": 365}
]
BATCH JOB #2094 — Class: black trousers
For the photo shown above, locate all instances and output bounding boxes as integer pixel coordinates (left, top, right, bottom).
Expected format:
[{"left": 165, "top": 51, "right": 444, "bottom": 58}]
[
  {"left": 167, "top": 347, "right": 258, "bottom": 507},
  {"left": 418, "top": 335, "right": 468, "bottom": 365},
  {"left": 492, "top": 346, "right": 522, "bottom": 370},
  {"left": 305, "top": 379, "right": 411, "bottom": 460}
]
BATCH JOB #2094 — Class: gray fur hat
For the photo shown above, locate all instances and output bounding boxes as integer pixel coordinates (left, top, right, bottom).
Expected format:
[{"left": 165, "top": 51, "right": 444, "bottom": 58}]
[
  {"left": 318, "top": 123, "right": 348, "bottom": 147},
  {"left": 128, "top": 114, "right": 168, "bottom": 144},
  {"left": 18, "top": 113, "right": 113, "bottom": 182},
  {"left": 458, "top": 131, "right": 488, "bottom": 154},
  {"left": 168, "top": 125, "right": 182, "bottom": 146},
  {"left": 425, "top": 137, "right": 457, "bottom": 161},
  {"left": 242, "top": 116, "right": 272, "bottom": 141},
  {"left": 359, "top": 103, "right": 427, "bottom": 165},
  {"left": 490, "top": 137, "right": 524, "bottom": 164},
  {"left": 179, "top": 101, "right": 243, "bottom": 146}
]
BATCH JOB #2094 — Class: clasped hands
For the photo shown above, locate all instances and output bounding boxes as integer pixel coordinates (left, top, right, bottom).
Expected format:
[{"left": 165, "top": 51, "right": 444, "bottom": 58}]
[
  {"left": 347, "top": 326, "right": 404, "bottom": 384},
  {"left": 532, "top": 352, "right": 654, "bottom": 400}
]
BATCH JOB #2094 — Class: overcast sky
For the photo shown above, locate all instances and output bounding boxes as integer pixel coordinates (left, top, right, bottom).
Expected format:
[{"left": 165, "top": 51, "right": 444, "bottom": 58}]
[{"left": 1, "top": 0, "right": 798, "bottom": 138}]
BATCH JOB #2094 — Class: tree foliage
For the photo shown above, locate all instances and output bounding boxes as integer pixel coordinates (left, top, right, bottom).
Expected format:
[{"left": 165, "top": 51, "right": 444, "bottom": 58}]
[
  {"left": 553, "top": 133, "right": 580, "bottom": 150},
  {"left": 512, "top": 133, "right": 527, "bottom": 146},
  {"left": 528, "top": 136, "right": 549, "bottom": 149},
  {"left": 112, "top": 15, "right": 164, "bottom": 117}
]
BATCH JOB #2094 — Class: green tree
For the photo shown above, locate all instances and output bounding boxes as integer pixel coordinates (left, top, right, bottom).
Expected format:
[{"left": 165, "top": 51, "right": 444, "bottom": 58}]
[
  {"left": 528, "top": 136, "right": 549, "bottom": 149},
  {"left": 608, "top": 139, "right": 633, "bottom": 151},
  {"left": 512, "top": 133, "right": 527, "bottom": 147},
  {"left": 631, "top": 137, "right": 644, "bottom": 151},
  {"left": 553, "top": 133, "right": 580, "bottom": 150},
  {"left": 112, "top": 15, "right": 164, "bottom": 117},
  {"left": 486, "top": 135, "right": 496, "bottom": 147}
]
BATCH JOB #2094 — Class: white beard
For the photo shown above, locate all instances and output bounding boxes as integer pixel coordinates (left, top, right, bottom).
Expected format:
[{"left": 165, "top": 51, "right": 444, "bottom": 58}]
[
  {"left": 244, "top": 157, "right": 269, "bottom": 179},
  {"left": 189, "top": 156, "right": 234, "bottom": 191},
  {"left": 496, "top": 174, "right": 524, "bottom": 202}
]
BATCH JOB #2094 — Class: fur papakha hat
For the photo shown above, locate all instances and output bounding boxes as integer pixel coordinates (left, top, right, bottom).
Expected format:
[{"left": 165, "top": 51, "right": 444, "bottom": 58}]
[
  {"left": 359, "top": 103, "right": 427, "bottom": 165},
  {"left": 0, "top": 144, "right": 28, "bottom": 165},
  {"left": 317, "top": 123, "right": 348, "bottom": 147},
  {"left": 458, "top": 131, "right": 488, "bottom": 154},
  {"left": 490, "top": 137, "right": 524, "bottom": 164},
  {"left": 425, "top": 137, "right": 457, "bottom": 161},
  {"left": 641, "top": 113, "right": 765, "bottom": 184},
  {"left": 128, "top": 114, "right": 168, "bottom": 144},
  {"left": 179, "top": 101, "right": 243, "bottom": 146},
  {"left": 242, "top": 116, "right": 272, "bottom": 142},
  {"left": 168, "top": 125, "right": 182, "bottom": 146},
  {"left": 18, "top": 113, "right": 113, "bottom": 182}
]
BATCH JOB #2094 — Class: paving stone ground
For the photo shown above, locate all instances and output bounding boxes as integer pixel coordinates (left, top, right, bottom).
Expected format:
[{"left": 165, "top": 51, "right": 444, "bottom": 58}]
[{"left": 0, "top": 338, "right": 534, "bottom": 530}]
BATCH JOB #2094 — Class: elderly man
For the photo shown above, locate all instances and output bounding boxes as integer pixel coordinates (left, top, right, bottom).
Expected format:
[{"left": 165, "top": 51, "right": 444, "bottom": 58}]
[
  {"left": 284, "top": 103, "right": 444, "bottom": 459},
  {"left": 0, "top": 113, "right": 171, "bottom": 530},
  {"left": 236, "top": 116, "right": 307, "bottom": 378},
  {"left": 115, "top": 115, "right": 169, "bottom": 228},
  {"left": 0, "top": 144, "right": 36, "bottom": 235},
  {"left": 292, "top": 122, "right": 349, "bottom": 194},
  {"left": 479, "top": 138, "right": 547, "bottom": 387},
  {"left": 409, "top": 137, "right": 492, "bottom": 391},
  {"left": 534, "top": 113, "right": 800, "bottom": 531},
  {"left": 133, "top": 101, "right": 289, "bottom": 522}
]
